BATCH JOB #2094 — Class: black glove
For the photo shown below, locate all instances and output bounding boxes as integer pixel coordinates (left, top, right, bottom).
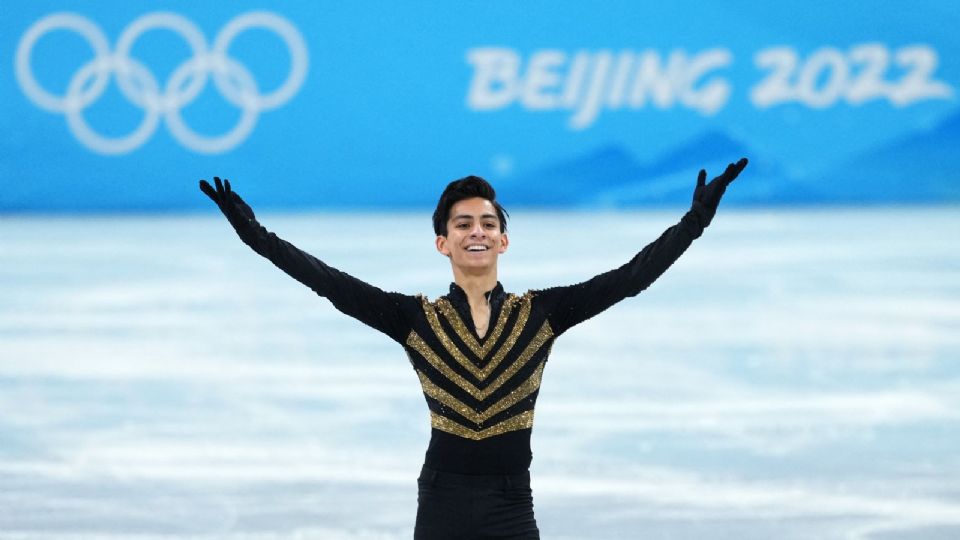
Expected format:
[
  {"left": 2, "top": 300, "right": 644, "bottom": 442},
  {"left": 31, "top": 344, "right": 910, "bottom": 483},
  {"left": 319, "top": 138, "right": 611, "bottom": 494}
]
[
  {"left": 199, "top": 176, "right": 256, "bottom": 234},
  {"left": 691, "top": 157, "right": 748, "bottom": 227}
]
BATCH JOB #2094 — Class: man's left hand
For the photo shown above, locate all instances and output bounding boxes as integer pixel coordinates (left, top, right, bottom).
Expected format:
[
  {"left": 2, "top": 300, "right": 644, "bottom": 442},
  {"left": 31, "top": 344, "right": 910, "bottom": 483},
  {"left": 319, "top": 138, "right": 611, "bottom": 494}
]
[{"left": 691, "top": 157, "right": 748, "bottom": 226}]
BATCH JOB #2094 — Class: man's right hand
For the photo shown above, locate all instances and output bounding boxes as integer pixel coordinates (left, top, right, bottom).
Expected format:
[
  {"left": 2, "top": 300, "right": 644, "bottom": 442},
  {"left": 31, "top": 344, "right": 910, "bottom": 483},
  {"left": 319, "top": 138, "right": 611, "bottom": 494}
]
[{"left": 199, "top": 176, "right": 256, "bottom": 232}]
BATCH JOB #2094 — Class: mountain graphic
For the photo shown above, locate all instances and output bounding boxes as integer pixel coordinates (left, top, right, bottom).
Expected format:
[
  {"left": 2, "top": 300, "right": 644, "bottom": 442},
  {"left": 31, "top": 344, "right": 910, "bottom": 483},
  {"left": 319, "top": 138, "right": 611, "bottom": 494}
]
[
  {"left": 499, "top": 145, "right": 643, "bottom": 206},
  {"left": 815, "top": 110, "right": 960, "bottom": 203},
  {"left": 502, "top": 131, "right": 813, "bottom": 208}
]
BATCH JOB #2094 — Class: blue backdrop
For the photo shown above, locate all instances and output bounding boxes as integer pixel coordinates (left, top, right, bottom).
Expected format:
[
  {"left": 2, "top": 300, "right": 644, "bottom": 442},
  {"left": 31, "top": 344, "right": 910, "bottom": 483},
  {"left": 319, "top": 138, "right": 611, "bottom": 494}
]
[{"left": 2, "top": 0, "right": 958, "bottom": 211}]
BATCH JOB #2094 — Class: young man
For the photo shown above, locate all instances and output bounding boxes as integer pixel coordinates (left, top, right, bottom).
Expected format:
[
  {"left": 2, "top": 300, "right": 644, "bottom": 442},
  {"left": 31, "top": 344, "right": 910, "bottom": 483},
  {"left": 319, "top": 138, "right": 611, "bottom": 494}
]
[{"left": 199, "top": 157, "right": 747, "bottom": 539}]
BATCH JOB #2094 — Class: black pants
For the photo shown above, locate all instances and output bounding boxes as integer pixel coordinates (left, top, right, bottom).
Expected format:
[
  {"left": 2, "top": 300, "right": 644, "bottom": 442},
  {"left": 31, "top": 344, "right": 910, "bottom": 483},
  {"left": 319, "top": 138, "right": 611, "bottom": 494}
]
[{"left": 414, "top": 465, "right": 540, "bottom": 540}]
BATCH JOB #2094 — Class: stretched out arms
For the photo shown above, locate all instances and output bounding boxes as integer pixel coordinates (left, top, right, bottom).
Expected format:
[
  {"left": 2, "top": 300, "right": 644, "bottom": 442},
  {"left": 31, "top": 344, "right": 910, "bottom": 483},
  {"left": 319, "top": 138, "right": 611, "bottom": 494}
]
[
  {"left": 199, "top": 177, "right": 413, "bottom": 344},
  {"left": 535, "top": 158, "right": 748, "bottom": 336}
]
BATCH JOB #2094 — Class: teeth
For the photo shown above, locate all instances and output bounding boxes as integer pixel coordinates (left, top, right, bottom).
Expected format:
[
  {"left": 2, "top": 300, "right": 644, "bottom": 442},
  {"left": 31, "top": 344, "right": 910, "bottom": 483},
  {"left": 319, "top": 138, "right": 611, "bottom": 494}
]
[{"left": 467, "top": 245, "right": 488, "bottom": 251}]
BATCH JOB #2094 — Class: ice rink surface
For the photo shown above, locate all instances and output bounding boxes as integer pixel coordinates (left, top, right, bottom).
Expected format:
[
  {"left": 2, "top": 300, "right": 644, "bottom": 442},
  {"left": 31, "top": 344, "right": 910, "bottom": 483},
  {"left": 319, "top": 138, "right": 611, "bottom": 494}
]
[{"left": 1, "top": 207, "right": 958, "bottom": 539}]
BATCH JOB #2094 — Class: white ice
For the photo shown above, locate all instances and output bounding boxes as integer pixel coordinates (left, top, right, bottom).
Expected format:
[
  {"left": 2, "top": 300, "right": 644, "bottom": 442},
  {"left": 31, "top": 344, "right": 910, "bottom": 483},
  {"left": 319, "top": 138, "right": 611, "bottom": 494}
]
[{"left": 1, "top": 207, "right": 958, "bottom": 539}]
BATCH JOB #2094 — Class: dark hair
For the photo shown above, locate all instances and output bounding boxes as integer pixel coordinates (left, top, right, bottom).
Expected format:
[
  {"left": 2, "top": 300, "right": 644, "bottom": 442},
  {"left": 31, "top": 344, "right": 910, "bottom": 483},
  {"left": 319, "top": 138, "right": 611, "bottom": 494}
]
[{"left": 432, "top": 175, "right": 509, "bottom": 236}]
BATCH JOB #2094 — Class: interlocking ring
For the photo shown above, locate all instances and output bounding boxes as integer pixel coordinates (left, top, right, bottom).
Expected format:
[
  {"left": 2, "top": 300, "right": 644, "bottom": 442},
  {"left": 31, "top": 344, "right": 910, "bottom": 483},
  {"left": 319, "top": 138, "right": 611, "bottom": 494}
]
[{"left": 15, "top": 11, "right": 308, "bottom": 155}]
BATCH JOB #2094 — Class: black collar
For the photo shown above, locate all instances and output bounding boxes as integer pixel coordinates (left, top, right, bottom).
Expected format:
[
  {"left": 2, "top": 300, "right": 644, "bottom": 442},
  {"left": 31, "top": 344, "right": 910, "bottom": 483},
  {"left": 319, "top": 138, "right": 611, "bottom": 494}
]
[{"left": 447, "top": 281, "right": 505, "bottom": 306}]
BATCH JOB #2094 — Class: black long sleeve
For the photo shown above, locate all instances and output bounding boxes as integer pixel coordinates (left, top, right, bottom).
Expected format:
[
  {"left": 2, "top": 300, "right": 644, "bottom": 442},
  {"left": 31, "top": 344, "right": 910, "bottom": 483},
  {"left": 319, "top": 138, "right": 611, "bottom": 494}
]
[
  {"left": 233, "top": 218, "right": 416, "bottom": 344},
  {"left": 534, "top": 207, "right": 708, "bottom": 336}
]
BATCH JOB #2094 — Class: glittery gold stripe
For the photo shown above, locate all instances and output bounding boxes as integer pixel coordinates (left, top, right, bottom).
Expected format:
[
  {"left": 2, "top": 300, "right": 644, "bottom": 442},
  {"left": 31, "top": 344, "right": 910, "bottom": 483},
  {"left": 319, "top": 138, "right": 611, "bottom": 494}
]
[
  {"left": 435, "top": 294, "right": 520, "bottom": 358},
  {"left": 481, "top": 296, "right": 532, "bottom": 379},
  {"left": 420, "top": 294, "right": 532, "bottom": 380},
  {"left": 430, "top": 409, "right": 535, "bottom": 440},
  {"left": 474, "top": 361, "right": 544, "bottom": 422},
  {"left": 416, "top": 362, "right": 545, "bottom": 425},
  {"left": 406, "top": 321, "right": 553, "bottom": 402},
  {"left": 417, "top": 370, "right": 479, "bottom": 422},
  {"left": 406, "top": 331, "right": 482, "bottom": 399},
  {"left": 482, "top": 321, "right": 553, "bottom": 398},
  {"left": 420, "top": 296, "right": 491, "bottom": 379}
]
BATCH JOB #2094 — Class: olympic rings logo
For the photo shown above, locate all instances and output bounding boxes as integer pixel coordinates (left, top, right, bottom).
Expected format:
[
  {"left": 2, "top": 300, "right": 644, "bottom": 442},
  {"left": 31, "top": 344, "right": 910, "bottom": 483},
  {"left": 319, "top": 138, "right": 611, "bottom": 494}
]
[{"left": 15, "top": 11, "right": 308, "bottom": 155}]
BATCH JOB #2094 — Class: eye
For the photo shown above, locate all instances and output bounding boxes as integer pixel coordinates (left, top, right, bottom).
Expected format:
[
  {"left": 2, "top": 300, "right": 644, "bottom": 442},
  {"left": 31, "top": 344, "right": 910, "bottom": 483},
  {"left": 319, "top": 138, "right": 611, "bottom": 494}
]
[{"left": 456, "top": 223, "right": 469, "bottom": 229}]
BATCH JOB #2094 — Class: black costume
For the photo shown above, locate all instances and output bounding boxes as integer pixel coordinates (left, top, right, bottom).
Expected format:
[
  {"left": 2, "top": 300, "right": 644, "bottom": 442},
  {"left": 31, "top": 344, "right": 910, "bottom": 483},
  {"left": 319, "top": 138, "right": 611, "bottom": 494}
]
[{"left": 228, "top": 207, "right": 709, "bottom": 475}]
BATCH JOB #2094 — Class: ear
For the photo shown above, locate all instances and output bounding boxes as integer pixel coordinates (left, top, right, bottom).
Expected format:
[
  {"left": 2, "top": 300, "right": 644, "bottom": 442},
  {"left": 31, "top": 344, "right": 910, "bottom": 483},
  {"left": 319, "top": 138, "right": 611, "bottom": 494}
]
[
  {"left": 435, "top": 235, "right": 451, "bottom": 257},
  {"left": 498, "top": 232, "right": 509, "bottom": 254}
]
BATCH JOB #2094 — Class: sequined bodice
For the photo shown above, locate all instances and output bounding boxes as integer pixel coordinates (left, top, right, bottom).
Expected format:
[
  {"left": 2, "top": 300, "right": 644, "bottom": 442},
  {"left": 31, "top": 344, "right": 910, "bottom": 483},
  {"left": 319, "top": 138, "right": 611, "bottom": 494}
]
[{"left": 406, "top": 290, "right": 554, "bottom": 443}]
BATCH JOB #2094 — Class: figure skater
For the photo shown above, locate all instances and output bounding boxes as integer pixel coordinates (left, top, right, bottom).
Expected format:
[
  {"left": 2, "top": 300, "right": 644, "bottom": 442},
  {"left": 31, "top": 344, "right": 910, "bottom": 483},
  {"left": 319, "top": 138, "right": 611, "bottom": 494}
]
[{"left": 200, "top": 157, "right": 748, "bottom": 539}]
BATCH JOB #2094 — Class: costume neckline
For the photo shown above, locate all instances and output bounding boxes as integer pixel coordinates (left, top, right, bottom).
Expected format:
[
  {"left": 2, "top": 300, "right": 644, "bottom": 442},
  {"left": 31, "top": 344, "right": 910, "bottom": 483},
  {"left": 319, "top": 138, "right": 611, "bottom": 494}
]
[{"left": 447, "top": 281, "right": 504, "bottom": 305}]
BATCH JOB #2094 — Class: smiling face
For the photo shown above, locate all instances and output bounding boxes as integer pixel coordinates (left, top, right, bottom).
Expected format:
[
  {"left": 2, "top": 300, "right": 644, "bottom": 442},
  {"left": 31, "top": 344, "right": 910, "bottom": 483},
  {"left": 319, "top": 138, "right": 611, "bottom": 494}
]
[{"left": 435, "top": 197, "right": 509, "bottom": 275}]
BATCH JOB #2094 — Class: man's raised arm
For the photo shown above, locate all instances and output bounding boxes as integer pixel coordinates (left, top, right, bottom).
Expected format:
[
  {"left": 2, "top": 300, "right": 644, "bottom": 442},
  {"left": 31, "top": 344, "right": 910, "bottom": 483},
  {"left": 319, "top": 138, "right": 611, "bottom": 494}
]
[
  {"left": 199, "top": 177, "right": 414, "bottom": 344},
  {"left": 535, "top": 158, "right": 748, "bottom": 336}
]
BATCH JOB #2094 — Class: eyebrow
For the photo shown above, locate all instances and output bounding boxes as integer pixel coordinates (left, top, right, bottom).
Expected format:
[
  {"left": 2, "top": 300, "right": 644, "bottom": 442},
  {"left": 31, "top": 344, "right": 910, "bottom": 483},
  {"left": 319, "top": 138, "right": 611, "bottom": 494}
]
[{"left": 452, "top": 213, "right": 499, "bottom": 221}]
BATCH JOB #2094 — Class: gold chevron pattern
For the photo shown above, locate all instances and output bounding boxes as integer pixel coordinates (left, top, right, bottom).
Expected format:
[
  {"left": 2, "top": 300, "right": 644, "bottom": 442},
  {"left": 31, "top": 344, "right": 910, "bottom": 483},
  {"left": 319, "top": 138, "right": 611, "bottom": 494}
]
[
  {"left": 420, "top": 293, "right": 532, "bottom": 380},
  {"left": 416, "top": 362, "right": 545, "bottom": 425},
  {"left": 405, "top": 292, "right": 554, "bottom": 440},
  {"left": 430, "top": 410, "right": 535, "bottom": 440},
  {"left": 406, "top": 321, "right": 553, "bottom": 401},
  {"left": 434, "top": 295, "right": 519, "bottom": 358}
]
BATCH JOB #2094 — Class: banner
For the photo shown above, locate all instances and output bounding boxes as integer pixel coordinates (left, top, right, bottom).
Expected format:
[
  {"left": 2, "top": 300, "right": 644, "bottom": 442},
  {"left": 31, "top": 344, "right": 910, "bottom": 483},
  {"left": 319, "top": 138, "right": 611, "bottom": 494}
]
[{"left": 2, "top": 1, "right": 958, "bottom": 211}]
